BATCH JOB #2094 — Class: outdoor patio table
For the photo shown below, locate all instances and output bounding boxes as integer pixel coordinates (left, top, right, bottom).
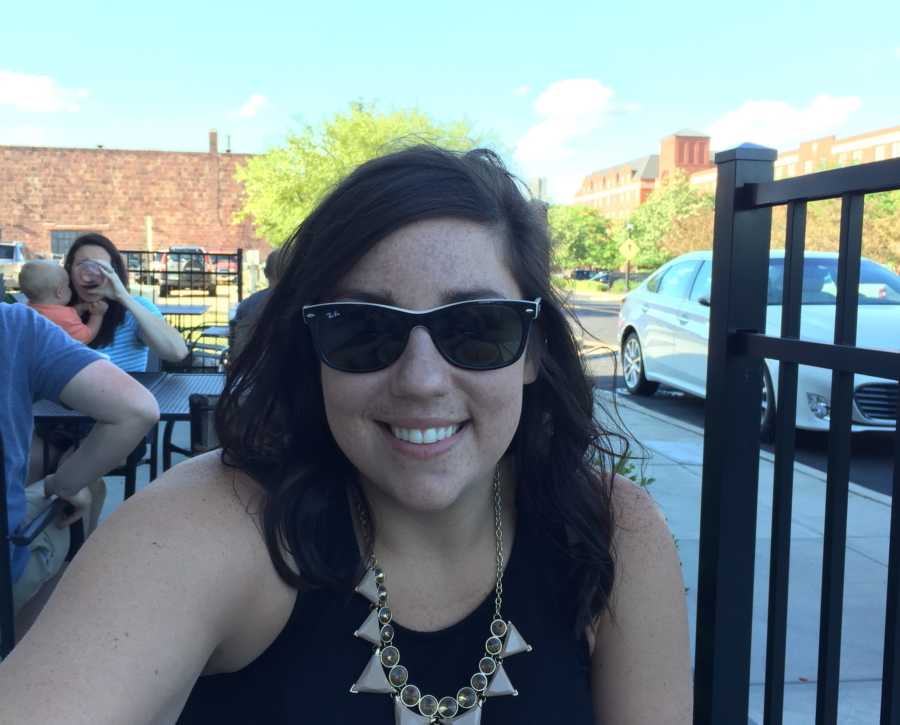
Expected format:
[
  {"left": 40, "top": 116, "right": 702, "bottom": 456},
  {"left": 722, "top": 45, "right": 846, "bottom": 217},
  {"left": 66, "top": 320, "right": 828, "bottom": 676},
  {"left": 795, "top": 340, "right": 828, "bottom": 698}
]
[
  {"left": 156, "top": 304, "right": 210, "bottom": 332},
  {"left": 154, "top": 373, "right": 225, "bottom": 470}
]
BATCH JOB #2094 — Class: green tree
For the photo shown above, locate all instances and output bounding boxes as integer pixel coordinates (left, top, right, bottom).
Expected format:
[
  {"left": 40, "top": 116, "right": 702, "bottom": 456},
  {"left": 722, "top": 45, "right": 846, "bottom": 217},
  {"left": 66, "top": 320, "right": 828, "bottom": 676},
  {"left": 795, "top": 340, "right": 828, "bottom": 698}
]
[
  {"left": 625, "top": 171, "right": 714, "bottom": 268},
  {"left": 235, "top": 102, "right": 482, "bottom": 244},
  {"left": 547, "top": 205, "right": 615, "bottom": 271}
]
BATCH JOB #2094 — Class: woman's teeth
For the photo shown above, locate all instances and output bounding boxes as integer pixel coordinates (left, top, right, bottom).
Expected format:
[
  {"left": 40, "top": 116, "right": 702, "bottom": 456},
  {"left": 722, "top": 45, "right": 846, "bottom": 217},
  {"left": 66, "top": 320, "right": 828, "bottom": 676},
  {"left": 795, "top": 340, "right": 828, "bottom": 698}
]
[{"left": 390, "top": 424, "right": 460, "bottom": 445}]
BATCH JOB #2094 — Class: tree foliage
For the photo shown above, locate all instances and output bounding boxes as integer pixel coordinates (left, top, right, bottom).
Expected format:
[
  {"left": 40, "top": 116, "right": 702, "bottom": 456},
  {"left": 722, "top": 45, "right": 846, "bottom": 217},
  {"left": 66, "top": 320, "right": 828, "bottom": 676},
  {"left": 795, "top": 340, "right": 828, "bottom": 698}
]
[
  {"left": 547, "top": 205, "right": 615, "bottom": 270},
  {"left": 234, "top": 102, "right": 482, "bottom": 244},
  {"left": 625, "top": 170, "right": 714, "bottom": 268}
]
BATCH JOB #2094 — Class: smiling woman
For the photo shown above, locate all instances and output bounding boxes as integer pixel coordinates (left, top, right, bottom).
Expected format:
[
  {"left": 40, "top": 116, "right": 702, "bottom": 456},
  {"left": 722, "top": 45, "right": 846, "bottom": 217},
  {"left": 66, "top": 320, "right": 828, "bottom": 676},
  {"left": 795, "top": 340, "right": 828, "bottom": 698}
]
[{"left": 0, "top": 146, "right": 692, "bottom": 725}]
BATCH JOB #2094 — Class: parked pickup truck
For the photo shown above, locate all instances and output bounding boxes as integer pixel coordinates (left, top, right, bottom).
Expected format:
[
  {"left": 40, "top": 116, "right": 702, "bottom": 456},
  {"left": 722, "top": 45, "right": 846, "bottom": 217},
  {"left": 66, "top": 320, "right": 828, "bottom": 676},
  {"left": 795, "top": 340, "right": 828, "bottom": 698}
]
[{"left": 0, "top": 242, "right": 28, "bottom": 290}]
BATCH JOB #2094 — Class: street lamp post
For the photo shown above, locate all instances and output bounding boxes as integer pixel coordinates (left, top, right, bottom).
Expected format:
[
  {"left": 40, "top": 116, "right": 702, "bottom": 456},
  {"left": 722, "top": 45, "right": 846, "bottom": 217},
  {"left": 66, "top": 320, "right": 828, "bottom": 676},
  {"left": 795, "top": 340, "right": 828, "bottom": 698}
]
[{"left": 625, "top": 223, "right": 634, "bottom": 291}]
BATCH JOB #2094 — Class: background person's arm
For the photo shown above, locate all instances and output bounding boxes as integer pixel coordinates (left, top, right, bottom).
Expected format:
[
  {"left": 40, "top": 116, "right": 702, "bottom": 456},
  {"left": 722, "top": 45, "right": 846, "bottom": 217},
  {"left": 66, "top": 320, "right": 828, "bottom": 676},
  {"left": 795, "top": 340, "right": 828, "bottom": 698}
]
[
  {"left": 95, "top": 261, "right": 188, "bottom": 361},
  {"left": 45, "top": 359, "right": 160, "bottom": 498}
]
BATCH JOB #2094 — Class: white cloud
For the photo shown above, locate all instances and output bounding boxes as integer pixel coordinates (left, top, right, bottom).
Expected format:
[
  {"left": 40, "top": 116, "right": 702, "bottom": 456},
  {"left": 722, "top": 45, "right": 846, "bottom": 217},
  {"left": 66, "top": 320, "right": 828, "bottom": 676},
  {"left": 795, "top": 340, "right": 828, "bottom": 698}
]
[
  {"left": 0, "top": 70, "right": 88, "bottom": 112},
  {"left": 512, "top": 84, "right": 531, "bottom": 96},
  {"left": 236, "top": 93, "right": 269, "bottom": 118},
  {"left": 515, "top": 79, "right": 615, "bottom": 164},
  {"left": 706, "top": 94, "right": 861, "bottom": 151}
]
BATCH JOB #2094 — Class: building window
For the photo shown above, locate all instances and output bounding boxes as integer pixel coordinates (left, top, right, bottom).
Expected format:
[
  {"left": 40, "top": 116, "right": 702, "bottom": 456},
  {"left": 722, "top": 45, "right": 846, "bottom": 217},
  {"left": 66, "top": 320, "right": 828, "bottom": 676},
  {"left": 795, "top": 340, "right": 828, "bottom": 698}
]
[
  {"left": 851, "top": 149, "right": 862, "bottom": 162},
  {"left": 804, "top": 160, "right": 813, "bottom": 174},
  {"left": 838, "top": 153, "right": 848, "bottom": 164},
  {"left": 50, "top": 230, "right": 83, "bottom": 256},
  {"left": 892, "top": 142, "right": 900, "bottom": 159},
  {"left": 875, "top": 145, "right": 886, "bottom": 161},
  {"left": 787, "top": 164, "right": 796, "bottom": 176}
]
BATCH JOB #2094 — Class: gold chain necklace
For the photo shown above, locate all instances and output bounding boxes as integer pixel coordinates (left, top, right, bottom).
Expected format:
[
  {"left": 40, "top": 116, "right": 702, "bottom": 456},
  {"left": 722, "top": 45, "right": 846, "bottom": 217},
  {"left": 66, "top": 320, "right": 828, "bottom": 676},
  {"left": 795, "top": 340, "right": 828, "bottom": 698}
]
[{"left": 349, "top": 467, "right": 532, "bottom": 724}]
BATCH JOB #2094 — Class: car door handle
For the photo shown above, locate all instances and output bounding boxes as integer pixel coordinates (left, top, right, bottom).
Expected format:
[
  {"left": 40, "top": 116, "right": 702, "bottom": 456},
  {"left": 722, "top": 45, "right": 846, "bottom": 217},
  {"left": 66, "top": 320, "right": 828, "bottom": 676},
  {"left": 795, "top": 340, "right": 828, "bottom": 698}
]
[{"left": 677, "top": 314, "right": 689, "bottom": 325}]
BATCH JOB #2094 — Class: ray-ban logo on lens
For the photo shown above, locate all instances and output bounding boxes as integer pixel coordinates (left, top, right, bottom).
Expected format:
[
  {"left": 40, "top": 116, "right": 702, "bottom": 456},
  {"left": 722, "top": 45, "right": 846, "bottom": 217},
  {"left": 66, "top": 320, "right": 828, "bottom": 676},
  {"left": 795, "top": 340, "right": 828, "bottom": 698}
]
[{"left": 326, "top": 310, "right": 341, "bottom": 319}]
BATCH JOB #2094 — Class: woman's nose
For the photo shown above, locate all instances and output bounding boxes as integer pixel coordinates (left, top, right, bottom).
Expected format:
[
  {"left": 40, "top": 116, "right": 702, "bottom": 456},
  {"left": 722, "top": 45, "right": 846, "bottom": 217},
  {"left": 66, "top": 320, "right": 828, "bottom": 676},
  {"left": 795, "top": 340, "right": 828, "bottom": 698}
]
[{"left": 388, "top": 326, "right": 452, "bottom": 398}]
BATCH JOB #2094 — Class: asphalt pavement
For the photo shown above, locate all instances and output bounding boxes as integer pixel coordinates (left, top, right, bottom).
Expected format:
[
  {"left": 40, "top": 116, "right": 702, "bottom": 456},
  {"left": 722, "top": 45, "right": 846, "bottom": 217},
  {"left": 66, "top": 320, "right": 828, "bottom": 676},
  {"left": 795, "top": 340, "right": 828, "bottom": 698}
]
[{"left": 568, "top": 295, "right": 894, "bottom": 496}]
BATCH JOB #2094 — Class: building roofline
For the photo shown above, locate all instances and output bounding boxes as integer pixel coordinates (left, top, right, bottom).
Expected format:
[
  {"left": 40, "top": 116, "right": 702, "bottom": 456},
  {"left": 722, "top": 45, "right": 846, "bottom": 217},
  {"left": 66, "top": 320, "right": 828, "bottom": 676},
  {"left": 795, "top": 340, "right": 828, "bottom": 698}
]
[{"left": 0, "top": 142, "right": 254, "bottom": 158}]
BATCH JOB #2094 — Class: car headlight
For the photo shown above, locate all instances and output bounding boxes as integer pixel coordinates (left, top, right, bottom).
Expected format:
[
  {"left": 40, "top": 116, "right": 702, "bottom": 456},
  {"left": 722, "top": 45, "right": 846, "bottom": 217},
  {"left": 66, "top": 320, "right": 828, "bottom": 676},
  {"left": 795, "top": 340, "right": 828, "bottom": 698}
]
[{"left": 806, "top": 393, "right": 831, "bottom": 420}]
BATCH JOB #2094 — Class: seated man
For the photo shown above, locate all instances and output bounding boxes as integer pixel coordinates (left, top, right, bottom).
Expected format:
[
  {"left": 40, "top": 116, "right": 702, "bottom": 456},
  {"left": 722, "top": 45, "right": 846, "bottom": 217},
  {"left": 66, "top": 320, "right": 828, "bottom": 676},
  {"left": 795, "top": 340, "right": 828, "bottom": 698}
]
[
  {"left": 230, "top": 247, "right": 283, "bottom": 361},
  {"left": 1, "top": 303, "right": 159, "bottom": 639}
]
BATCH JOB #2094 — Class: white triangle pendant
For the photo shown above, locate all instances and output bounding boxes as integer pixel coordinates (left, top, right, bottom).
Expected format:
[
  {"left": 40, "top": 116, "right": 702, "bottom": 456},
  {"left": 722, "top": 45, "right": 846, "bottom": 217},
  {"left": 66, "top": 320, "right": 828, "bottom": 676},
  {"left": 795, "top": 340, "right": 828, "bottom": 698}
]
[
  {"left": 440, "top": 702, "right": 483, "bottom": 724},
  {"left": 484, "top": 663, "right": 517, "bottom": 698},
  {"left": 500, "top": 621, "right": 532, "bottom": 657},
  {"left": 394, "top": 696, "right": 433, "bottom": 725},
  {"left": 355, "top": 568, "right": 381, "bottom": 605},
  {"left": 354, "top": 608, "right": 382, "bottom": 645},
  {"left": 350, "top": 651, "right": 394, "bottom": 694}
]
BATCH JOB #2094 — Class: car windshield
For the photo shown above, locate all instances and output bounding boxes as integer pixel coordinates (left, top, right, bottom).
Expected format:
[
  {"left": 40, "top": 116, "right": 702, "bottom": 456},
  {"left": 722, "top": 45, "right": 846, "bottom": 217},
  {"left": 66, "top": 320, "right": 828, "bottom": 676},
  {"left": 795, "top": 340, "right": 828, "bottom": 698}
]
[{"left": 767, "top": 258, "right": 900, "bottom": 305}]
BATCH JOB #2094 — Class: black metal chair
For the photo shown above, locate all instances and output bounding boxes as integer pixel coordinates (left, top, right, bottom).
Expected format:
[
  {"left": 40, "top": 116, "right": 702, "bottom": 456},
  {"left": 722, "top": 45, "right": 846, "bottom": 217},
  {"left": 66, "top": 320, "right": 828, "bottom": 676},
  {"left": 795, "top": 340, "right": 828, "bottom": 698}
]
[
  {"left": 162, "top": 394, "right": 221, "bottom": 470},
  {"left": 1, "top": 431, "right": 82, "bottom": 658}
]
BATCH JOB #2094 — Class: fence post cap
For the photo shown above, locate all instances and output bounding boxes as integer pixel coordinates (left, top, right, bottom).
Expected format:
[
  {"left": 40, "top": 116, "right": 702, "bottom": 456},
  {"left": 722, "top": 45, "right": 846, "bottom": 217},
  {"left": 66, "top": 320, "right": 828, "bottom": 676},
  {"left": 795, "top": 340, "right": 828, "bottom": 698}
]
[{"left": 714, "top": 144, "right": 778, "bottom": 164}]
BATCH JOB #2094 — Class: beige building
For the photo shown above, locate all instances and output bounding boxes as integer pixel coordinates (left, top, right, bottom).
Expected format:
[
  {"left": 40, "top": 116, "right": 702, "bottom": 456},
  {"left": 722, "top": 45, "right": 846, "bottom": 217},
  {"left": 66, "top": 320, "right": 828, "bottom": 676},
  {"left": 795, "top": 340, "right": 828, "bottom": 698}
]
[{"left": 575, "top": 124, "right": 900, "bottom": 216}]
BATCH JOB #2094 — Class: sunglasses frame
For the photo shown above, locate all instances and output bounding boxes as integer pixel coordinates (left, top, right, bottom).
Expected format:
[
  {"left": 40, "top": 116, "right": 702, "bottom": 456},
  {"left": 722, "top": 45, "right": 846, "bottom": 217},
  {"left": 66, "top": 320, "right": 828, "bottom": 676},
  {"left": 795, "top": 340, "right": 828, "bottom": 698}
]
[{"left": 302, "top": 297, "right": 541, "bottom": 373}]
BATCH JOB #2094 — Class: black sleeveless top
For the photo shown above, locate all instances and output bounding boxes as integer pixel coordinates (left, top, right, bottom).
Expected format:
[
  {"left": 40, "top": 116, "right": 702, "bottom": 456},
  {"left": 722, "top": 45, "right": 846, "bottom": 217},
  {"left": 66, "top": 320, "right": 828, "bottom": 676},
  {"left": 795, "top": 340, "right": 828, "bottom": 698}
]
[{"left": 178, "top": 492, "right": 596, "bottom": 724}]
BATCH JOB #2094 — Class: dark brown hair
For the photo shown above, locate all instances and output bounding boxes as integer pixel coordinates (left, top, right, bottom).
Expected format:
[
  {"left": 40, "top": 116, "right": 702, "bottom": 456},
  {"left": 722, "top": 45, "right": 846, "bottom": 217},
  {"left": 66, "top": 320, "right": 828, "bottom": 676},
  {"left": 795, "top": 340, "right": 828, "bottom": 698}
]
[
  {"left": 216, "top": 146, "right": 625, "bottom": 634},
  {"left": 63, "top": 233, "right": 129, "bottom": 349}
]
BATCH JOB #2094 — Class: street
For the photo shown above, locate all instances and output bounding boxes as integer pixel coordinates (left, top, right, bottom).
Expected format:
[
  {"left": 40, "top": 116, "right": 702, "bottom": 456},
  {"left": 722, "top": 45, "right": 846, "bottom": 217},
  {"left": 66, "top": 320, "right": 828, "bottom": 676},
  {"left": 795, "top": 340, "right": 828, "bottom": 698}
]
[{"left": 569, "top": 295, "right": 894, "bottom": 496}]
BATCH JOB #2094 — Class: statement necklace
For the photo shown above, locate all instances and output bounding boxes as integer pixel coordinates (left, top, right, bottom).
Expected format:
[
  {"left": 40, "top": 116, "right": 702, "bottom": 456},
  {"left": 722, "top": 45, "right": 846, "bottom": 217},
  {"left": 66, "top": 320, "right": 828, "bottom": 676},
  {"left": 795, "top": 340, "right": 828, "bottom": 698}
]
[{"left": 349, "top": 467, "right": 532, "bottom": 724}]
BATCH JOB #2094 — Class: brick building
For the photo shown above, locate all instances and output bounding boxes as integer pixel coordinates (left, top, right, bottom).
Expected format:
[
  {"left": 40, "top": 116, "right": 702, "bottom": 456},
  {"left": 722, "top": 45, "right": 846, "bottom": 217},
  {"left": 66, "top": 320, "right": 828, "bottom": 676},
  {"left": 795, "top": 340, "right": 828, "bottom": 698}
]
[
  {"left": 574, "top": 131, "right": 712, "bottom": 219},
  {"left": 574, "top": 123, "right": 900, "bottom": 217},
  {"left": 0, "top": 130, "right": 269, "bottom": 257}
]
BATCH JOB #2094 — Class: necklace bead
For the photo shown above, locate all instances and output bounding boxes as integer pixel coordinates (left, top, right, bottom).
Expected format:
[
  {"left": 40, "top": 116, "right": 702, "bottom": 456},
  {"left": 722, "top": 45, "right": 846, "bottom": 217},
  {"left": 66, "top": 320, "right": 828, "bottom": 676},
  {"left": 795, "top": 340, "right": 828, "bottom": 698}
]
[
  {"left": 400, "top": 684, "right": 421, "bottom": 707},
  {"left": 457, "top": 686, "right": 478, "bottom": 708},
  {"left": 380, "top": 646, "right": 400, "bottom": 668},
  {"left": 438, "top": 696, "right": 459, "bottom": 718},
  {"left": 389, "top": 665, "right": 408, "bottom": 687},
  {"left": 418, "top": 694, "right": 439, "bottom": 717}
]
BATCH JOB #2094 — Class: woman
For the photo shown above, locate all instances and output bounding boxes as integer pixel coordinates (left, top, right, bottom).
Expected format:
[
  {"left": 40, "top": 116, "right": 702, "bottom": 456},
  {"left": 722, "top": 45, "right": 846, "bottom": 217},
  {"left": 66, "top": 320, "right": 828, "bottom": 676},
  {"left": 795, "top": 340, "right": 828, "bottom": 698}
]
[
  {"left": 0, "top": 147, "right": 691, "bottom": 723},
  {"left": 63, "top": 233, "right": 187, "bottom": 370}
]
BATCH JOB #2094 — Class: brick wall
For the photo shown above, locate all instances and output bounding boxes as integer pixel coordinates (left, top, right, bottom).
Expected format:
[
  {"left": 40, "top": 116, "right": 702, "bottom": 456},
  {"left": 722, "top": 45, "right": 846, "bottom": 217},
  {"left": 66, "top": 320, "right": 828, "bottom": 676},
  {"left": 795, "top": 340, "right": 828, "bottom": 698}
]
[{"left": 0, "top": 131, "right": 270, "bottom": 256}]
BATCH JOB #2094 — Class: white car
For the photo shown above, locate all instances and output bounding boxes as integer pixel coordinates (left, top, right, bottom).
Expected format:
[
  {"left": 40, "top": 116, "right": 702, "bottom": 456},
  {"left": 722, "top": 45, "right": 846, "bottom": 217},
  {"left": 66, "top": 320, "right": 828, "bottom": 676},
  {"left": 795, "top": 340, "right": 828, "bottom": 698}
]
[{"left": 617, "top": 250, "right": 899, "bottom": 439}]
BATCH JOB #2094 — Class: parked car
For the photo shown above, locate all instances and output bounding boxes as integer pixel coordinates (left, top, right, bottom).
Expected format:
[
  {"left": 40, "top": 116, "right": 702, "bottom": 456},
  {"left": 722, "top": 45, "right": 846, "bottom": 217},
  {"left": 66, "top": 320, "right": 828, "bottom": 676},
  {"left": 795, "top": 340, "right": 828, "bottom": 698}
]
[
  {"left": 158, "top": 246, "right": 216, "bottom": 297},
  {"left": 617, "top": 250, "right": 899, "bottom": 440},
  {"left": 122, "top": 251, "right": 163, "bottom": 285},
  {"left": 0, "top": 241, "right": 28, "bottom": 290},
  {"left": 570, "top": 269, "right": 595, "bottom": 280},
  {"left": 590, "top": 270, "right": 610, "bottom": 284}
]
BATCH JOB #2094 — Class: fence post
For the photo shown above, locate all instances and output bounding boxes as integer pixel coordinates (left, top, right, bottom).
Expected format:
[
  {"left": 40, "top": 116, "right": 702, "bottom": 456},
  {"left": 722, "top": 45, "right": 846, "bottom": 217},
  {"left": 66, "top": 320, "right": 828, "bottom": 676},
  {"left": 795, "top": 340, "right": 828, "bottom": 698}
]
[{"left": 694, "top": 144, "right": 776, "bottom": 724}]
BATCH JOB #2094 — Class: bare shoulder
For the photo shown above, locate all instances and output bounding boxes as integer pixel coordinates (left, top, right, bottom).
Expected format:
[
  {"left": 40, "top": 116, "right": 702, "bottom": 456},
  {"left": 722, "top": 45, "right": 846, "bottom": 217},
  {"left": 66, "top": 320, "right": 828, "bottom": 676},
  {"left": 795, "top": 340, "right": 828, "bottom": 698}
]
[
  {"left": 0, "top": 452, "right": 293, "bottom": 724},
  {"left": 608, "top": 474, "right": 671, "bottom": 553},
  {"left": 590, "top": 475, "right": 693, "bottom": 724}
]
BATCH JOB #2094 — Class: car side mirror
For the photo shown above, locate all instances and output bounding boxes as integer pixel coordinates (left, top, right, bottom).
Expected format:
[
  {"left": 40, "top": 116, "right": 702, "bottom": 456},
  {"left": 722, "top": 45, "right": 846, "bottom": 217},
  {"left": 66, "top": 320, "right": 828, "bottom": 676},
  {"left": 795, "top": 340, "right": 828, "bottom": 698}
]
[{"left": 697, "top": 296, "right": 711, "bottom": 307}]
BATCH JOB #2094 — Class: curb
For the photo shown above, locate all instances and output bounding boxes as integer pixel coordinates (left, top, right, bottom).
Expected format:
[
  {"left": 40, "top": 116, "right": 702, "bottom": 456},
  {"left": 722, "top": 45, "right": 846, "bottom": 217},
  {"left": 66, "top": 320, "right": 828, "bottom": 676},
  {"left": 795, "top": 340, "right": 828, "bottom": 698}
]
[{"left": 593, "top": 387, "right": 891, "bottom": 507}]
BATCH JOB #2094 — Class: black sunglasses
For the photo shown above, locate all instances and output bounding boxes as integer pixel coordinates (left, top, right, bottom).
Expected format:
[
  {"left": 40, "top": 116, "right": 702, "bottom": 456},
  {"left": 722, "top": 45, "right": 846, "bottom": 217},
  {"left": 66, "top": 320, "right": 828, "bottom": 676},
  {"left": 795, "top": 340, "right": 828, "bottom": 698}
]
[{"left": 302, "top": 298, "right": 541, "bottom": 373}]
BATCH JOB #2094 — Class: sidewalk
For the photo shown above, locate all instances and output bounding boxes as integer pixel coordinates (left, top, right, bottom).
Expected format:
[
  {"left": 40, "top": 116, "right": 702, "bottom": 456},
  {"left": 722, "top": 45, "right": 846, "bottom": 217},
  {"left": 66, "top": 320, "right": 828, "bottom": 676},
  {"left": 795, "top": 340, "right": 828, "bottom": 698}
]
[{"left": 595, "top": 387, "right": 890, "bottom": 725}]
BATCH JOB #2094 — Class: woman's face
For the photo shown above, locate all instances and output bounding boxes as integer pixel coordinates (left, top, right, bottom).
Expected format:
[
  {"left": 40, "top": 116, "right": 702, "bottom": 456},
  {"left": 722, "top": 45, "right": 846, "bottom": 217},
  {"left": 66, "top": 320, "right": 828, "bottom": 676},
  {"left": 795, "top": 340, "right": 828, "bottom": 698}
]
[
  {"left": 320, "top": 218, "right": 537, "bottom": 515},
  {"left": 70, "top": 244, "right": 113, "bottom": 302}
]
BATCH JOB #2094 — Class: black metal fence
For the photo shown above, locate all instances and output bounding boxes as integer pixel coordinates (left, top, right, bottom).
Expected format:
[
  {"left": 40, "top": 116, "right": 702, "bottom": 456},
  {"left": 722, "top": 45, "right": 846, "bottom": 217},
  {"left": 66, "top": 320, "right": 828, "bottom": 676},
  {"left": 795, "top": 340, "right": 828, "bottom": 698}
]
[
  {"left": 694, "top": 148, "right": 900, "bottom": 724},
  {"left": 120, "top": 249, "right": 250, "bottom": 370}
]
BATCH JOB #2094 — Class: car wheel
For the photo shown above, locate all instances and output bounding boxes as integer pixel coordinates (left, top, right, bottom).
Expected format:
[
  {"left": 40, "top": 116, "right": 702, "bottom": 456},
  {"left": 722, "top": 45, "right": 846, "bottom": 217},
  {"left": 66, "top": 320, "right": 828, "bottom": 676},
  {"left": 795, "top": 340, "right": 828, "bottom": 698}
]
[
  {"left": 622, "top": 332, "right": 659, "bottom": 396},
  {"left": 760, "top": 364, "right": 776, "bottom": 443}
]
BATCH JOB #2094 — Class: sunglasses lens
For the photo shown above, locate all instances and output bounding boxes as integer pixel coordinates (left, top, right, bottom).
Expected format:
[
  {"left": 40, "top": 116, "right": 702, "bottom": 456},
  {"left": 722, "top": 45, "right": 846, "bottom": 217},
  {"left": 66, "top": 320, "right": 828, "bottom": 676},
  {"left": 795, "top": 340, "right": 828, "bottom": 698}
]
[
  {"left": 432, "top": 303, "right": 526, "bottom": 369},
  {"left": 314, "top": 305, "right": 408, "bottom": 372}
]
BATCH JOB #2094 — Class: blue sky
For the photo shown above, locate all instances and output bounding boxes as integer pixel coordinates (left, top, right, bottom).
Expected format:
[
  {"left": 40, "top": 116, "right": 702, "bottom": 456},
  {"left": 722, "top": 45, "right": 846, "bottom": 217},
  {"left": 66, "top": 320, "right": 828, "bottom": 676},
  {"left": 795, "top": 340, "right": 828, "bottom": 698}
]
[{"left": 2, "top": 0, "right": 899, "bottom": 201}]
